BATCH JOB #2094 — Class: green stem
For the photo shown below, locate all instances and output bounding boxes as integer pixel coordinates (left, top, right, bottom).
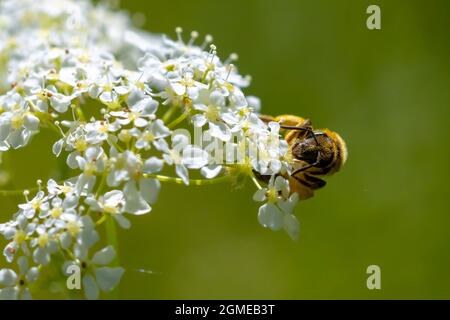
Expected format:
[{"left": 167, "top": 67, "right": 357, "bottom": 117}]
[
  {"left": 106, "top": 218, "right": 119, "bottom": 262},
  {"left": 105, "top": 216, "right": 119, "bottom": 299},
  {"left": 251, "top": 174, "right": 263, "bottom": 190},
  {"left": 108, "top": 138, "right": 125, "bottom": 153},
  {"left": 144, "top": 174, "right": 230, "bottom": 186},
  {"left": 167, "top": 112, "right": 188, "bottom": 129},
  {"left": 0, "top": 186, "right": 39, "bottom": 197},
  {"left": 92, "top": 171, "right": 120, "bottom": 299},
  {"left": 162, "top": 105, "right": 178, "bottom": 124},
  {"left": 75, "top": 106, "right": 86, "bottom": 122},
  {"left": 95, "top": 214, "right": 108, "bottom": 226},
  {"left": 95, "top": 173, "right": 107, "bottom": 197}
]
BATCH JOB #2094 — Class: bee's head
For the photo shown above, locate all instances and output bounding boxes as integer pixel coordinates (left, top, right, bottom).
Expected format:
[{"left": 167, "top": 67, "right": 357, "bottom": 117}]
[
  {"left": 291, "top": 131, "right": 335, "bottom": 165},
  {"left": 291, "top": 136, "right": 321, "bottom": 164}
]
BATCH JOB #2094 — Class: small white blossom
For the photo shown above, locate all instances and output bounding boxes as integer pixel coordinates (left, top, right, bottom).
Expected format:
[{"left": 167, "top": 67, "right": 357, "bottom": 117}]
[
  {"left": 133, "top": 120, "right": 171, "bottom": 151},
  {"left": 0, "top": 257, "right": 39, "bottom": 300},
  {"left": 1, "top": 215, "right": 36, "bottom": 263},
  {"left": 162, "top": 134, "right": 209, "bottom": 185},
  {"left": 254, "top": 176, "right": 300, "bottom": 240},
  {"left": 64, "top": 246, "right": 124, "bottom": 300},
  {"left": 110, "top": 89, "right": 158, "bottom": 127},
  {"left": 85, "top": 190, "right": 130, "bottom": 229},
  {"left": 30, "top": 225, "right": 59, "bottom": 265},
  {"left": 0, "top": 101, "right": 40, "bottom": 150}
]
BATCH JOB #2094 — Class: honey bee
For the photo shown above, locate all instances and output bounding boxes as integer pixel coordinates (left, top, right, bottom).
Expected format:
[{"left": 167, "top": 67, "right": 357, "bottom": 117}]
[{"left": 259, "top": 114, "right": 348, "bottom": 199}]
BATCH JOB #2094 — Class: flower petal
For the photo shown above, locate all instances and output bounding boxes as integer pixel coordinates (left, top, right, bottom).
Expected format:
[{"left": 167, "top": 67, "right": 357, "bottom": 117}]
[
  {"left": 0, "top": 269, "right": 18, "bottom": 286},
  {"left": 200, "top": 165, "right": 222, "bottom": 179},
  {"left": 91, "top": 246, "right": 116, "bottom": 266},
  {"left": 175, "top": 164, "right": 189, "bottom": 185},
  {"left": 114, "top": 214, "right": 131, "bottom": 229},
  {"left": 258, "top": 203, "right": 283, "bottom": 231},
  {"left": 253, "top": 189, "right": 267, "bottom": 202},
  {"left": 139, "top": 178, "right": 160, "bottom": 205},
  {"left": 124, "top": 181, "right": 151, "bottom": 215},
  {"left": 0, "top": 287, "right": 19, "bottom": 300},
  {"left": 83, "top": 274, "right": 99, "bottom": 300},
  {"left": 143, "top": 157, "right": 164, "bottom": 174},
  {"left": 95, "top": 267, "right": 125, "bottom": 293},
  {"left": 284, "top": 214, "right": 300, "bottom": 241}
]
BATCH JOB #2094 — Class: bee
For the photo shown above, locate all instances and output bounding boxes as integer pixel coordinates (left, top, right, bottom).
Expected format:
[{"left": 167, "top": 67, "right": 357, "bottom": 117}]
[{"left": 259, "top": 114, "right": 348, "bottom": 199}]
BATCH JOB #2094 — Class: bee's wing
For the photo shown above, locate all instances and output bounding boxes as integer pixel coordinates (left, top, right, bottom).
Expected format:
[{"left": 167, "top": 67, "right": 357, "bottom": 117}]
[
  {"left": 274, "top": 115, "right": 310, "bottom": 127},
  {"left": 259, "top": 114, "right": 311, "bottom": 128},
  {"left": 258, "top": 114, "right": 276, "bottom": 123}
]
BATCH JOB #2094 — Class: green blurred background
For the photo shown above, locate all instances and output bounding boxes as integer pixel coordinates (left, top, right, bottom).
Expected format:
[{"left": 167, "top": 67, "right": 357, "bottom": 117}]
[{"left": 1, "top": 0, "right": 449, "bottom": 299}]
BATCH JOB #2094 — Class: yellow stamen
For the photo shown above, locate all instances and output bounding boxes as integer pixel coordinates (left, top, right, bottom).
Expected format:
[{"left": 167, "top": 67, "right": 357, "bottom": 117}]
[{"left": 14, "top": 230, "right": 26, "bottom": 245}]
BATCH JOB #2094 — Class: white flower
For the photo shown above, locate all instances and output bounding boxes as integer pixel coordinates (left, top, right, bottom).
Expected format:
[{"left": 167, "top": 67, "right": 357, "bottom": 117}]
[
  {"left": 85, "top": 120, "right": 120, "bottom": 145},
  {"left": 214, "top": 78, "right": 248, "bottom": 108},
  {"left": 18, "top": 191, "right": 49, "bottom": 219},
  {"left": 190, "top": 89, "right": 240, "bottom": 142},
  {"left": 122, "top": 178, "right": 160, "bottom": 215},
  {"left": 106, "top": 149, "right": 142, "bottom": 187},
  {"left": 133, "top": 119, "right": 171, "bottom": 151},
  {"left": 162, "top": 134, "right": 209, "bottom": 185},
  {"left": 30, "top": 225, "right": 59, "bottom": 265},
  {"left": 26, "top": 77, "right": 74, "bottom": 113},
  {"left": 110, "top": 89, "right": 158, "bottom": 127},
  {"left": 85, "top": 190, "right": 130, "bottom": 229},
  {"left": 88, "top": 59, "right": 128, "bottom": 105},
  {"left": 0, "top": 257, "right": 39, "bottom": 300},
  {"left": 60, "top": 125, "right": 90, "bottom": 168},
  {"left": 57, "top": 214, "right": 99, "bottom": 251},
  {"left": 252, "top": 122, "right": 288, "bottom": 175},
  {"left": 169, "top": 72, "right": 207, "bottom": 101},
  {"left": 74, "top": 146, "right": 106, "bottom": 195},
  {"left": 1, "top": 215, "right": 36, "bottom": 263},
  {"left": 253, "top": 176, "right": 300, "bottom": 240},
  {"left": 46, "top": 179, "right": 76, "bottom": 197},
  {"left": 0, "top": 103, "right": 40, "bottom": 150},
  {"left": 64, "top": 245, "right": 124, "bottom": 300},
  {"left": 39, "top": 194, "right": 79, "bottom": 228}
]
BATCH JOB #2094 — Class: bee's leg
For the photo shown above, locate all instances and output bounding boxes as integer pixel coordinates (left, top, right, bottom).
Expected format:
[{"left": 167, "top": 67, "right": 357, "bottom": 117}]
[
  {"left": 279, "top": 125, "right": 312, "bottom": 132},
  {"left": 292, "top": 161, "right": 320, "bottom": 175}
]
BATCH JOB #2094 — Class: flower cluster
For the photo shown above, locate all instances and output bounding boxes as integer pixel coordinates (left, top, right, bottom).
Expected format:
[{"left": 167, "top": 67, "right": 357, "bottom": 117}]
[{"left": 0, "top": 0, "right": 300, "bottom": 299}]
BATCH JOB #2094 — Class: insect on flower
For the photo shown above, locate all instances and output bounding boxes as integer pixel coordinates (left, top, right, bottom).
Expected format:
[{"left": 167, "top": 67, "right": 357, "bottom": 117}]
[{"left": 259, "top": 114, "right": 348, "bottom": 200}]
